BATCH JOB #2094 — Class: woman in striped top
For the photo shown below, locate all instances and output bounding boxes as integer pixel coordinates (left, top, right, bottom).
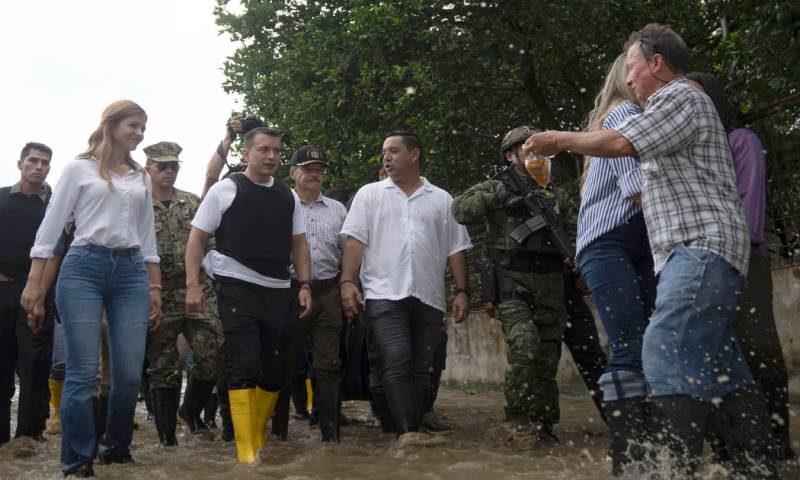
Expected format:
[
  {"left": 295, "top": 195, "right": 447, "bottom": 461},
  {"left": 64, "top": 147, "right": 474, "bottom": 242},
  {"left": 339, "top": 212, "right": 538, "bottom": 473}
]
[{"left": 575, "top": 53, "right": 657, "bottom": 476}]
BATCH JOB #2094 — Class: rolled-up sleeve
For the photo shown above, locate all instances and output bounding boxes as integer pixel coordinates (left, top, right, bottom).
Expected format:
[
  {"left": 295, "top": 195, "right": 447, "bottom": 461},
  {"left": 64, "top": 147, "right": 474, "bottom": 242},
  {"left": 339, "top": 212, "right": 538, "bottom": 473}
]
[
  {"left": 138, "top": 174, "right": 160, "bottom": 264},
  {"left": 617, "top": 88, "right": 697, "bottom": 160},
  {"left": 446, "top": 198, "right": 472, "bottom": 257},
  {"left": 30, "top": 162, "right": 82, "bottom": 259}
]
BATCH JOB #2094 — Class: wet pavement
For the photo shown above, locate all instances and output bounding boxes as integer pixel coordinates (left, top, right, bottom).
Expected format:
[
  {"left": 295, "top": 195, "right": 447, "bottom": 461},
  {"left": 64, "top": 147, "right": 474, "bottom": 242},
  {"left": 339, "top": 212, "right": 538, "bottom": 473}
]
[{"left": 1, "top": 385, "right": 799, "bottom": 479}]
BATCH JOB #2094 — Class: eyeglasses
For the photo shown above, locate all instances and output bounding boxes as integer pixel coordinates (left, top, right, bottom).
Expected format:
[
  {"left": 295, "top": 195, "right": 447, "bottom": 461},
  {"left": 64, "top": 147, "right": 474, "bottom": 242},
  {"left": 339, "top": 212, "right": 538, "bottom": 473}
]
[
  {"left": 155, "top": 162, "right": 180, "bottom": 172},
  {"left": 631, "top": 30, "right": 659, "bottom": 58}
]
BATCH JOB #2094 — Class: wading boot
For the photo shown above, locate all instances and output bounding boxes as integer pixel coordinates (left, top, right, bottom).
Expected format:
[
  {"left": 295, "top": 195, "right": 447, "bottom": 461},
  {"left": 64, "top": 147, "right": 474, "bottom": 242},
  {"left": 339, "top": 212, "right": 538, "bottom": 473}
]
[
  {"left": 603, "top": 396, "right": 649, "bottom": 476},
  {"left": 178, "top": 378, "right": 215, "bottom": 435},
  {"left": 760, "top": 375, "right": 796, "bottom": 460},
  {"left": 720, "top": 387, "right": 778, "bottom": 479},
  {"left": 228, "top": 388, "right": 257, "bottom": 463},
  {"left": 317, "top": 381, "right": 341, "bottom": 443},
  {"left": 152, "top": 387, "right": 179, "bottom": 447},
  {"left": 254, "top": 388, "right": 280, "bottom": 453},
  {"left": 92, "top": 394, "right": 108, "bottom": 447},
  {"left": 218, "top": 384, "right": 234, "bottom": 442},
  {"left": 203, "top": 390, "right": 219, "bottom": 429},
  {"left": 270, "top": 388, "right": 292, "bottom": 441},
  {"left": 650, "top": 395, "right": 708, "bottom": 477},
  {"left": 46, "top": 379, "right": 64, "bottom": 435}
]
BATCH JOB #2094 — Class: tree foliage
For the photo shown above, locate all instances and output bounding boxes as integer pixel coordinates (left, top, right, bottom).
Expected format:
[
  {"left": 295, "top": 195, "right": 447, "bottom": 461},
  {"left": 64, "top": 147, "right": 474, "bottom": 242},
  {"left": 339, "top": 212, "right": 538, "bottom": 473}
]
[{"left": 214, "top": 0, "right": 800, "bottom": 195}]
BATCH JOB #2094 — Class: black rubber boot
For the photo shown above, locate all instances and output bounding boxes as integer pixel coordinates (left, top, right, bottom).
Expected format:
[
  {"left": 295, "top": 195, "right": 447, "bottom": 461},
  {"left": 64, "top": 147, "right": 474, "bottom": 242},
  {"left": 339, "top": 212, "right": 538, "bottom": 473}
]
[
  {"left": 720, "top": 387, "right": 778, "bottom": 479},
  {"left": 603, "top": 396, "right": 649, "bottom": 476},
  {"left": 760, "top": 375, "right": 796, "bottom": 460},
  {"left": 217, "top": 382, "right": 233, "bottom": 442},
  {"left": 650, "top": 395, "right": 708, "bottom": 477},
  {"left": 178, "top": 378, "right": 215, "bottom": 434},
  {"left": 152, "top": 387, "right": 179, "bottom": 447},
  {"left": 382, "top": 379, "right": 417, "bottom": 436},
  {"left": 270, "top": 388, "right": 292, "bottom": 440},
  {"left": 371, "top": 390, "right": 395, "bottom": 434},
  {"left": 203, "top": 390, "right": 218, "bottom": 429},
  {"left": 317, "top": 381, "right": 341, "bottom": 443},
  {"left": 291, "top": 377, "right": 309, "bottom": 419},
  {"left": 92, "top": 394, "right": 108, "bottom": 446}
]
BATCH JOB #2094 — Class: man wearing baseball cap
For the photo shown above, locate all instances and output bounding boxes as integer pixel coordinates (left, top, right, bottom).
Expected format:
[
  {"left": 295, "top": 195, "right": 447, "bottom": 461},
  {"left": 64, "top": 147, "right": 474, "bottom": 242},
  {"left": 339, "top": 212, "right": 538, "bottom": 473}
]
[
  {"left": 143, "top": 142, "right": 224, "bottom": 447},
  {"left": 271, "top": 144, "right": 349, "bottom": 443}
]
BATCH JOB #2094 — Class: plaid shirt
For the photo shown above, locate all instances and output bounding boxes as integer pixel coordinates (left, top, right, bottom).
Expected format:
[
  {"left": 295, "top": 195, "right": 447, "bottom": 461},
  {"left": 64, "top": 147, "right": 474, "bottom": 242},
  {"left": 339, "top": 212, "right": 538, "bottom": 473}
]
[{"left": 616, "top": 77, "right": 750, "bottom": 275}]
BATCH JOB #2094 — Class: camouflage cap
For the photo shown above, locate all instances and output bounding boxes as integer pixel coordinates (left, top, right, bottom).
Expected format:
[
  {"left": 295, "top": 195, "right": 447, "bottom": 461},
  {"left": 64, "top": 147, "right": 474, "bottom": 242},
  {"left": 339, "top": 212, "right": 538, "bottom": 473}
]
[
  {"left": 288, "top": 145, "right": 328, "bottom": 167},
  {"left": 499, "top": 126, "right": 538, "bottom": 160},
  {"left": 143, "top": 141, "right": 183, "bottom": 163}
]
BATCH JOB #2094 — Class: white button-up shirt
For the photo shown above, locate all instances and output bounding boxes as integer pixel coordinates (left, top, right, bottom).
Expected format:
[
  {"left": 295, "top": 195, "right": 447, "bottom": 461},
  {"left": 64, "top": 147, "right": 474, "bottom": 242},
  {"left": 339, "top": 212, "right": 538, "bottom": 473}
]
[
  {"left": 31, "top": 157, "right": 159, "bottom": 263},
  {"left": 341, "top": 177, "right": 471, "bottom": 312}
]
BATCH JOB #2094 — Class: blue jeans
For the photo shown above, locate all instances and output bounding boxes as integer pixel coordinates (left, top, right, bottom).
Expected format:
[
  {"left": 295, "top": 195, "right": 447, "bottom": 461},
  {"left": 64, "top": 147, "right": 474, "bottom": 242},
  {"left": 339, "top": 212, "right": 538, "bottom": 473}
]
[
  {"left": 51, "top": 317, "right": 65, "bottom": 380},
  {"left": 578, "top": 213, "right": 656, "bottom": 401},
  {"left": 56, "top": 245, "right": 149, "bottom": 472},
  {"left": 642, "top": 245, "right": 753, "bottom": 401}
]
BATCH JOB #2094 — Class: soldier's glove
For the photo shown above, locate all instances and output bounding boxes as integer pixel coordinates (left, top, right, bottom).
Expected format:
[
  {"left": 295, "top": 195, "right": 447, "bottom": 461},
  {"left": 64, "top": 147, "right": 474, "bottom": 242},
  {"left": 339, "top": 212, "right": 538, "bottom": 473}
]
[{"left": 494, "top": 184, "right": 527, "bottom": 217}]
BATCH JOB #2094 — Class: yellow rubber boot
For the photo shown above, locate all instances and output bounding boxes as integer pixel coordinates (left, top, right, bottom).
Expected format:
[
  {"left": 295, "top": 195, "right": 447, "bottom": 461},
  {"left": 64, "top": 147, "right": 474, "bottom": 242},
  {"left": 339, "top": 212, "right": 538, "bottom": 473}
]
[
  {"left": 254, "top": 388, "right": 280, "bottom": 452},
  {"left": 228, "top": 388, "right": 258, "bottom": 463},
  {"left": 305, "top": 378, "right": 314, "bottom": 414},
  {"left": 45, "top": 379, "right": 64, "bottom": 434}
]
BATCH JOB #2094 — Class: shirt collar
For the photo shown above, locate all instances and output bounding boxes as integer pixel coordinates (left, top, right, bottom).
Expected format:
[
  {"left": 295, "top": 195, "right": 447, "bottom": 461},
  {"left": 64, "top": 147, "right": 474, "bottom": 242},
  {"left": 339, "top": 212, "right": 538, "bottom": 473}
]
[
  {"left": 383, "top": 177, "right": 433, "bottom": 193},
  {"left": 294, "top": 189, "right": 326, "bottom": 206},
  {"left": 10, "top": 181, "right": 51, "bottom": 202}
]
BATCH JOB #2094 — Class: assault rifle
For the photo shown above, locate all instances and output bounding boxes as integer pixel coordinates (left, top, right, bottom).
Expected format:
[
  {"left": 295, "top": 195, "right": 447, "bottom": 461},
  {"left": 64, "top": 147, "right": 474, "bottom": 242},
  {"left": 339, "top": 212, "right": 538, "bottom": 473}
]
[{"left": 499, "top": 166, "right": 575, "bottom": 259}]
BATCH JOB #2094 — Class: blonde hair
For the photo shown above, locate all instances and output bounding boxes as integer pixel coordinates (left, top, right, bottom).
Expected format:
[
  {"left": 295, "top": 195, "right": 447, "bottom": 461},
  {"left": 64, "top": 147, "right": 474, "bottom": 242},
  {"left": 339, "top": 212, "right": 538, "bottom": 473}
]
[
  {"left": 580, "top": 53, "right": 639, "bottom": 193},
  {"left": 80, "top": 100, "right": 147, "bottom": 190}
]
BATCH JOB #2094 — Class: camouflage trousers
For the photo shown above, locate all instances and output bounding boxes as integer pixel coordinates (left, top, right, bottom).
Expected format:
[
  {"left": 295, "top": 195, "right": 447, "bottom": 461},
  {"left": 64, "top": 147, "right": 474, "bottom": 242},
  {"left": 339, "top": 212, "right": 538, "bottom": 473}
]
[
  {"left": 496, "top": 269, "right": 566, "bottom": 428},
  {"left": 146, "top": 285, "right": 224, "bottom": 389}
]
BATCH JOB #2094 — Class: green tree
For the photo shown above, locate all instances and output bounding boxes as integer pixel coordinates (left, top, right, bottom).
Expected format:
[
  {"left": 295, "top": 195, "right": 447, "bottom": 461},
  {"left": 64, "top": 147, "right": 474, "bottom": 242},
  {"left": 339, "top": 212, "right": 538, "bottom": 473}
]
[{"left": 214, "top": 0, "right": 798, "bottom": 196}]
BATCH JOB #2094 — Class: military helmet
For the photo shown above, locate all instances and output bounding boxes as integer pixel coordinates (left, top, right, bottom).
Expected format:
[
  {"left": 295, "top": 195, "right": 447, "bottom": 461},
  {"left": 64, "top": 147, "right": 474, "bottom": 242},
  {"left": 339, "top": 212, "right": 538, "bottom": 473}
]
[{"left": 499, "top": 126, "right": 537, "bottom": 161}]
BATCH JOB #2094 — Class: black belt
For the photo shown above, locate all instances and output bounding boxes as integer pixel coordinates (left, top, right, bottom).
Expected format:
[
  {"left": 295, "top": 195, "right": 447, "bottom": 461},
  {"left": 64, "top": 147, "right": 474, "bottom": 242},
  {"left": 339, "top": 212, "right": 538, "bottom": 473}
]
[{"left": 505, "top": 252, "right": 564, "bottom": 273}]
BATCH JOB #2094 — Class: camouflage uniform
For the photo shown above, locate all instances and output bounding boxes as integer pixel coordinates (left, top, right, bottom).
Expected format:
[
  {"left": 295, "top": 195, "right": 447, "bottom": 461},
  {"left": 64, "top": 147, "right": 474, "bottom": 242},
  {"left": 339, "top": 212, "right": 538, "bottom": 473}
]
[
  {"left": 146, "top": 188, "right": 223, "bottom": 389},
  {"left": 452, "top": 173, "right": 577, "bottom": 430}
]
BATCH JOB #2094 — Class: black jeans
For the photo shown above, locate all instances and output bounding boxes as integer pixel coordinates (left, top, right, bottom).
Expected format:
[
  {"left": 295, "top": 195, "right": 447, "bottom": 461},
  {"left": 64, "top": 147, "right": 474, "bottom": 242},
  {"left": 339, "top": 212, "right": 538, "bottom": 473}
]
[
  {"left": 215, "top": 278, "right": 291, "bottom": 392},
  {"left": 0, "top": 280, "right": 54, "bottom": 443},
  {"left": 366, "top": 297, "right": 444, "bottom": 434}
]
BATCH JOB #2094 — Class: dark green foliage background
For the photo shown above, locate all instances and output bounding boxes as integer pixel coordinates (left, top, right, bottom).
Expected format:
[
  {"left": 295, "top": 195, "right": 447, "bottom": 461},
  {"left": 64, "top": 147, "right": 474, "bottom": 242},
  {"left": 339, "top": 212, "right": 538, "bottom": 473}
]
[{"left": 214, "top": 0, "right": 800, "bottom": 196}]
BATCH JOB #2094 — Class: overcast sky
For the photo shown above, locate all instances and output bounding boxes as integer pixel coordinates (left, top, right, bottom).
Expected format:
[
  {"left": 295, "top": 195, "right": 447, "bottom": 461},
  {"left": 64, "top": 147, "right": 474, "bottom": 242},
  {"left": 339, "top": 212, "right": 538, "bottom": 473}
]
[{"left": 0, "top": 0, "right": 242, "bottom": 195}]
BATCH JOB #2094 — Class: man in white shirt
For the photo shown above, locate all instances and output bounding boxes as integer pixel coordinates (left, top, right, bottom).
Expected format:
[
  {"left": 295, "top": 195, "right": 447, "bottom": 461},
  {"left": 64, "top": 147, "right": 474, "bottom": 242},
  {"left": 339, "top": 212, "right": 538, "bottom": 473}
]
[
  {"left": 185, "top": 127, "right": 312, "bottom": 463},
  {"left": 340, "top": 131, "right": 471, "bottom": 440}
]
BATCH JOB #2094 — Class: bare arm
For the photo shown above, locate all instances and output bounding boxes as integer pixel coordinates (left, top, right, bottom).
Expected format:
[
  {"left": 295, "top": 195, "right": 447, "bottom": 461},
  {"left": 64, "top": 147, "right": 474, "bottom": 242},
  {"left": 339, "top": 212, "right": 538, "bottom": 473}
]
[
  {"left": 146, "top": 262, "right": 163, "bottom": 331},
  {"left": 20, "top": 258, "right": 51, "bottom": 333},
  {"left": 448, "top": 251, "right": 470, "bottom": 323},
  {"left": 340, "top": 236, "right": 366, "bottom": 318},
  {"left": 291, "top": 233, "right": 313, "bottom": 318},
  {"left": 523, "top": 129, "right": 636, "bottom": 159},
  {"left": 202, "top": 117, "right": 242, "bottom": 197},
  {"left": 185, "top": 227, "right": 211, "bottom": 312}
]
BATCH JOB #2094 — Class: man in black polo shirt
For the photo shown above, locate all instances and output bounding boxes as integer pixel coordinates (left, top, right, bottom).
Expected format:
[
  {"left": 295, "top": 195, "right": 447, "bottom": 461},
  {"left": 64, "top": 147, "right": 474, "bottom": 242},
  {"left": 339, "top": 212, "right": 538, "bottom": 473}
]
[
  {"left": 185, "top": 127, "right": 312, "bottom": 463},
  {"left": 0, "top": 142, "right": 53, "bottom": 448}
]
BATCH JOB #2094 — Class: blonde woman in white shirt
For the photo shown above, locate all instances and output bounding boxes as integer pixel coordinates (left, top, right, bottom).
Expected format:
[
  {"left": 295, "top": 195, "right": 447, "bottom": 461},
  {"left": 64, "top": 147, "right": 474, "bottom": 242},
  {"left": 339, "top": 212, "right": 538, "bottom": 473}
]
[{"left": 21, "top": 100, "right": 162, "bottom": 478}]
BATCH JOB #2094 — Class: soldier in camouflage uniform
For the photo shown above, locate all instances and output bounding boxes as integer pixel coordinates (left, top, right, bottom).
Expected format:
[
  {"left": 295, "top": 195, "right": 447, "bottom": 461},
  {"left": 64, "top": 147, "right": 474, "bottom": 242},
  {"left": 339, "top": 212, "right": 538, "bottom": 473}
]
[
  {"left": 452, "top": 127, "right": 577, "bottom": 440},
  {"left": 143, "top": 142, "right": 224, "bottom": 447}
]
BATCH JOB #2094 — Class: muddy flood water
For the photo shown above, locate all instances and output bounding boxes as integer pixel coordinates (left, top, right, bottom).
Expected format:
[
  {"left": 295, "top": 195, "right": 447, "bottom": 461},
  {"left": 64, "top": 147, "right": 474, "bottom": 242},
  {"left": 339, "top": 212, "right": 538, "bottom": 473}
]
[{"left": 2, "top": 385, "right": 799, "bottom": 479}]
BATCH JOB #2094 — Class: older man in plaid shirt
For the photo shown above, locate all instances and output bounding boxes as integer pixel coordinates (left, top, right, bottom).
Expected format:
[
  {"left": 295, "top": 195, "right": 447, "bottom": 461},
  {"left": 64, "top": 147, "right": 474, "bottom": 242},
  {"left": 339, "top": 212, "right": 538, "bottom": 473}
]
[{"left": 524, "top": 23, "right": 776, "bottom": 478}]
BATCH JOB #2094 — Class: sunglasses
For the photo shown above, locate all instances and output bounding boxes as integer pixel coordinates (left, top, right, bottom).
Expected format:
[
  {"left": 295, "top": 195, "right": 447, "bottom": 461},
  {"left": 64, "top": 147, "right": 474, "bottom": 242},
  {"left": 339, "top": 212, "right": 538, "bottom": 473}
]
[
  {"left": 630, "top": 31, "right": 659, "bottom": 58},
  {"left": 155, "top": 162, "right": 180, "bottom": 172}
]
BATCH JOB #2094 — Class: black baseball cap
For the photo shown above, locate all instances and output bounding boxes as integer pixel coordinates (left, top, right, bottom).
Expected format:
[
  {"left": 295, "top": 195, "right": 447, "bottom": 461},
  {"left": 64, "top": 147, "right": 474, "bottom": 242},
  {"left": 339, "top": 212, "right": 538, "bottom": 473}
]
[{"left": 288, "top": 145, "right": 328, "bottom": 167}]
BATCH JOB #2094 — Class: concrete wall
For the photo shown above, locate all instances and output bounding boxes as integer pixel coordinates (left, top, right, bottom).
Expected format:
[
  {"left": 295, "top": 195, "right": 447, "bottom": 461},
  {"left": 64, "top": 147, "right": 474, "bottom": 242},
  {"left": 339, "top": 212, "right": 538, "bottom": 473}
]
[{"left": 443, "top": 265, "right": 800, "bottom": 389}]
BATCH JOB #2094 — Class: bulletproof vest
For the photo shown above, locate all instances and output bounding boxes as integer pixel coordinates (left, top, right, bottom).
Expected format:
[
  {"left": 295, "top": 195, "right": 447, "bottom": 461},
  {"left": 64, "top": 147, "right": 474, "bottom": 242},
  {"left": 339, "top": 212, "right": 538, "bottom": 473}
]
[
  {"left": 215, "top": 174, "right": 295, "bottom": 280},
  {"left": 486, "top": 180, "right": 563, "bottom": 256},
  {"left": 0, "top": 186, "right": 48, "bottom": 279}
]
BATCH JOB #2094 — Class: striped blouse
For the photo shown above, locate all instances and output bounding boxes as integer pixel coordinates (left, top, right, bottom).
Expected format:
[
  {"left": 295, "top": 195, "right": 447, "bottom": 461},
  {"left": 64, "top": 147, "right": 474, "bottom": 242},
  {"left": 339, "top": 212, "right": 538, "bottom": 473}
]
[{"left": 575, "top": 102, "right": 643, "bottom": 261}]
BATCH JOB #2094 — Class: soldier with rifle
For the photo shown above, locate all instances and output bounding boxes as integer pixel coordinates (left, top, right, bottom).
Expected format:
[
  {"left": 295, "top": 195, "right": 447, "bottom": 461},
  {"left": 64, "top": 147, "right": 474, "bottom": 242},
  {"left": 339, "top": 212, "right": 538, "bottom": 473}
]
[{"left": 452, "top": 126, "right": 576, "bottom": 442}]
